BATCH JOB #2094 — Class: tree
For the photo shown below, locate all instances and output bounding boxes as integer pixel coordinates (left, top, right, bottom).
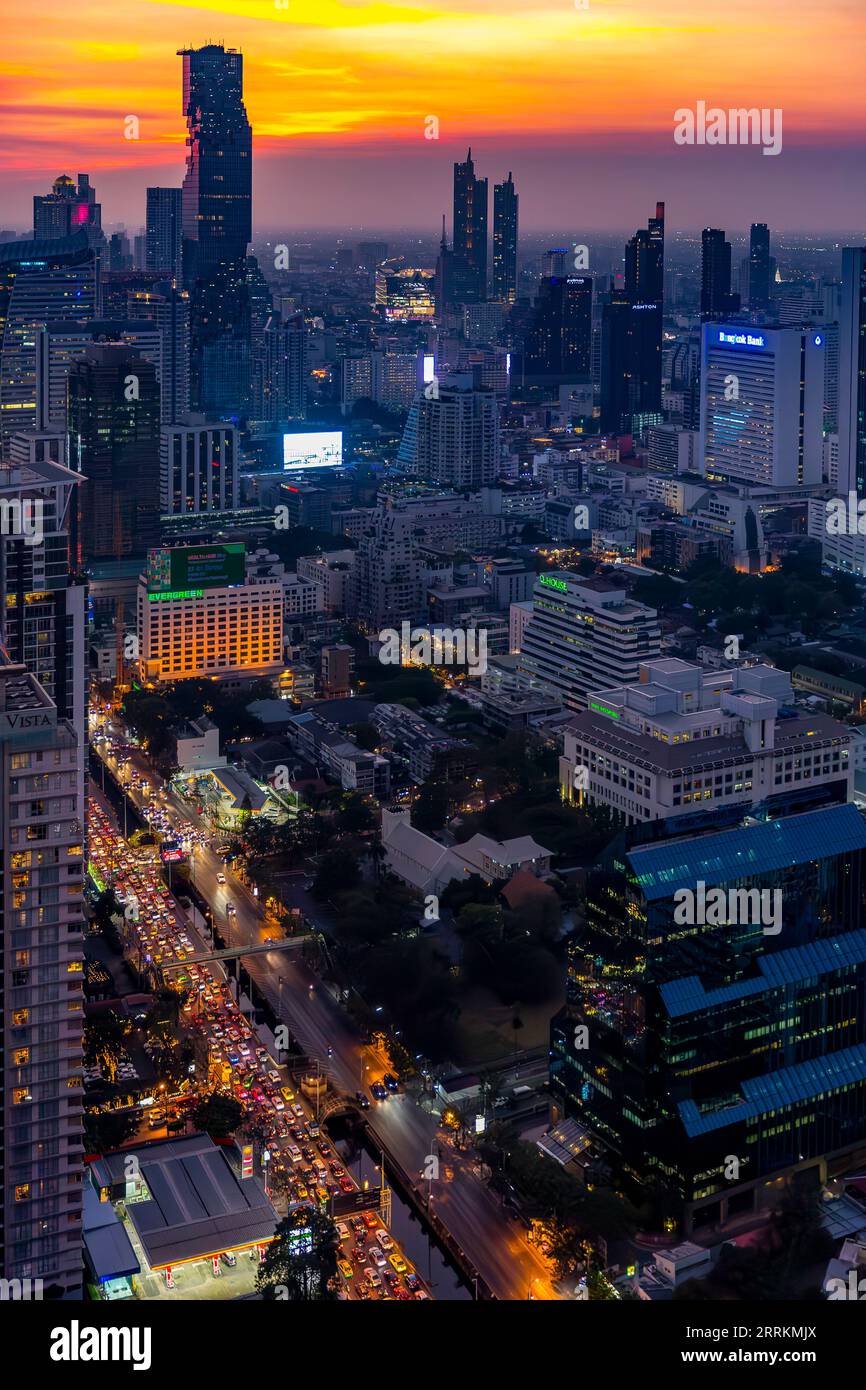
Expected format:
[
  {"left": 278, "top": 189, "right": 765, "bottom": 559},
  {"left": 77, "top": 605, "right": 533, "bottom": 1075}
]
[
  {"left": 411, "top": 780, "right": 450, "bottom": 834},
  {"left": 257, "top": 1208, "right": 340, "bottom": 1301},
  {"left": 190, "top": 1090, "right": 245, "bottom": 1139},
  {"left": 84, "top": 1108, "right": 141, "bottom": 1153},
  {"left": 313, "top": 848, "right": 361, "bottom": 897}
]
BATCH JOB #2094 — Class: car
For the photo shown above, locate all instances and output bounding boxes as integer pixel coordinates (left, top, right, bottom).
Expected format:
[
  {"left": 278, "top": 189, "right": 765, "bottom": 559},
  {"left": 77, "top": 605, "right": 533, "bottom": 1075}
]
[
  {"left": 288, "top": 1145, "right": 302, "bottom": 1163},
  {"left": 226, "top": 901, "right": 236, "bottom": 915},
  {"left": 370, "top": 1082, "right": 388, "bottom": 1101},
  {"left": 336, "top": 1223, "right": 350, "bottom": 1243},
  {"left": 280, "top": 1086, "right": 296, "bottom": 1103},
  {"left": 404, "top": 1272, "right": 421, "bottom": 1292},
  {"left": 364, "top": 1267, "right": 382, "bottom": 1287},
  {"left": 376, "top": 1230, "right": 394, "bottom": 1252},
  {"left": 292, "top": 1104, "right": 305, "bottom": 1118},
  {"left": 389, "top": 1252, "right": 407, "bottom": 1274},
  {"left": 355, "top": 1091, "right": 371, "bottom": 1109},
  {"left": 337, "top": 1259, "right": 354, "bottom": 1280},
  {"left": 216, "top": 872, "right": 226, "bottom": 885},
  {"left": 369, "top": 1247, "right": 387, "bottom": 1269},
  {"left": 362, "top": 1211, "right": 378, "bottom": 1230},
  {"left": 383, "top": 1072, "right": 399, "bottom": 1093},
  {"left": 339, "top": 1176, "right": 354, "bottom": 1194},
  {"left": 220, "top": 1251, "right": 237, "bottom": 1268}
]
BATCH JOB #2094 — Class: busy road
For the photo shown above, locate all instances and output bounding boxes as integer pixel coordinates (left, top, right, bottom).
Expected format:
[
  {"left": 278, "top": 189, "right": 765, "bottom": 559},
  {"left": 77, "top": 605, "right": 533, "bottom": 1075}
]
[{"left": 89, "top": 707, "right": 559, "bottom": 1300}]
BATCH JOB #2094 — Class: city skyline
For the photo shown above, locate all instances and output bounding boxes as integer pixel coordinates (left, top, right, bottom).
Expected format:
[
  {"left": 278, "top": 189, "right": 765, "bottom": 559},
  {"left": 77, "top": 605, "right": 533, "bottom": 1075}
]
[{"left": 1, "top": 0, "right": 865, "bottom": 231}]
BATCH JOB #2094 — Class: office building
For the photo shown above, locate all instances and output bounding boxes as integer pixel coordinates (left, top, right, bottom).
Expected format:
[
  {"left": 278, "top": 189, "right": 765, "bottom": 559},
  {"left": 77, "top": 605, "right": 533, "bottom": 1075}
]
[
  {"left": 320, "top": 644, "right": 354, "bottom": 698},
  {"left": 701, "top": 228, "right": 740, "bottom": 321},
  {"left": 399, "top": 373, "right": 499, "bottom": 488},
  {"left": 145, "top": 187, "right": 183, "bottom": 284},
  {"left": 700, "top": 322, "right": 825, "bottom": 487},
  {"left": 0, "top": 232, "right": 99, "bottom": 450},
  {"left": 550, "top": 801, "right": 866, "bottom": 1233},
  {"left": 518, "top": 572, "right": 661, "bottom": 712},
  {"left": 560, "top": 658, "right": 852, "bottom": 825},
  {"left": 160, "top": 416, "right": 239, "bottom": 515},
  {"left": 491, "top": 172, "right": 518, "bottom": 304},
  {"left": 837, "top": 248, "right": 866, "bottom": 495},
  {"left": 356, "top": 241, "right": 388, "bottom": 272},
  {"left": 33, "top": 173, "right": 102, "bottom": 246},
  {"left": 599, "top": 205, "right": 664, "bottom": 430},
  {"left": 67, "top": 344, "right": 162, "bottom": 562},
  {"left": 179, "top": 44, "right": 253, "bottom": 415},
  {"left": 0, "top": 657, "right": 85, "bottom": 1295},
  {"left": 453, "top": 149, "right": 488, "bottom": 302},
  {"left": 523, "top": 276, "right": 592, "bottom": 387}
]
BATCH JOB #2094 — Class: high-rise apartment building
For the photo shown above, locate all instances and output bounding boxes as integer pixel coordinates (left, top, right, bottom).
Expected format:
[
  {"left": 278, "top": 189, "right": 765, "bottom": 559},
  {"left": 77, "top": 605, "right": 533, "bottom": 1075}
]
[
  {"left": 145, "top": 187, "right": 183, "bottom": 284},
  {"left": 37, "top": 318, "right": 163, "bottom": 432},
  {"left": 0, "top": 656, "right": 85, "bottom": 1295},
  {"left": 255, "top": 312, "right": 307, "bottom": 423},
  {"left": 179, "top": 44, "right": 252, "bottom": 415},
  {"left": 491, "top": 173, "right": 518, "bottom": 304},
  {"left": 399, "top": 373, "right": 499, "bottom": 488}
]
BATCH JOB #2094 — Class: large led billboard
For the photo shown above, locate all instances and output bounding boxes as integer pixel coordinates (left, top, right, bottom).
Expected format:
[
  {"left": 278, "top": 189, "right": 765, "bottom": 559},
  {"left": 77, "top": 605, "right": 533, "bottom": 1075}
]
[
  {"left": 147, "top": 543, "right": 246, "bottom": 592},
  {"left": 283, "top": 430, "right": 343, "bottom": 471}
]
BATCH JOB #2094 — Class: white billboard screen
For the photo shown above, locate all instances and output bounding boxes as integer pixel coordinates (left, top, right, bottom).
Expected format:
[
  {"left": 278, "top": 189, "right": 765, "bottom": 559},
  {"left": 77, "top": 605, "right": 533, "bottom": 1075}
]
[{"left": 283, "top": 431, "right": 343, "bottom": 470}]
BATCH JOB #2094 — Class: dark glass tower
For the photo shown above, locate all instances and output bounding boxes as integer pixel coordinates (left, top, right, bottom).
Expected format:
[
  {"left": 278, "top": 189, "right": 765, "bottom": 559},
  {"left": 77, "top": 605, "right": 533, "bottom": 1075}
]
[
  {"left": 453, "top": 148, "right": 488, "bottom": 303},
  {"left": 492, "top": 172, "right": 518, "bottom": 303},
  {"left": 179, "top": 44, "right": 252, "bottom": 416},
  {"left": 701, "top": 227, "right": 740, "bottom": 322},
  {"left": 523, "top": 276, "right": 592, "bottom": 385},
  {"left": 600, "top": 203, "right": 664, "bottom": 430},
  {"left": 748, "top": 222, "right": 771, "bottom": 314},
  {"left": 67, "top": 344, "right": 161, "bottom": 562}
]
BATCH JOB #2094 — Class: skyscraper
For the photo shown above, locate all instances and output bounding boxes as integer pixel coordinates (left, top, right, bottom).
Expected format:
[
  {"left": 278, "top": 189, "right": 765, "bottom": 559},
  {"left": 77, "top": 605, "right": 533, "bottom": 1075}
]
[
  {"left": 255, "top": 312, "right": 308, "bottom": 423},
  {"left": 179, "top": 44, "right": 253, "bottom": 416},
  {"left": 838, "top": 247, "right": 866, "bottom": 495},
  {"left": 33, "top": 173, "right": 102, "bottom": 245},
  {"left": 67, "top": 344, "right": 162, "bottom": 562},
  {"left": 146, "top": 187, "right": 183, "bottom": 284},
  {"left": 452, "top": 149, "right": 488, "bottom": 303},
  {"left": 701, "top": 228, "right": 740, "bottom": 322},
  {"left": 0, "top": 232, "right": 100, "bottom": 451},
  {"left": 523, "top": 276, "right": 592, "bottom": 386},
  {"left": 748, "top": 223, "right": 771, "bottom": 314},
  {"left": 600, "top": 205, "right": 664, "bottom": 431},
  {"left": 492, "top": 173, "right": 518, "bottom": 303}
]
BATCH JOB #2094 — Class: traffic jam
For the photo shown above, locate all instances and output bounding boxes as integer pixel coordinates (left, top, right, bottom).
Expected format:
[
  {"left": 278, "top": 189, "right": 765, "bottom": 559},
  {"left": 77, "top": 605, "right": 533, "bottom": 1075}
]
[{"left": 87, "top": 788, "right": 429, "bottom": 1300}]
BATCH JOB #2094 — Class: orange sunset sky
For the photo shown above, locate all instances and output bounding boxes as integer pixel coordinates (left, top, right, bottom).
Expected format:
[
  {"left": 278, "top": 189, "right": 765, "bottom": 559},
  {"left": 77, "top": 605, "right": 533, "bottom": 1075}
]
[{"left": 1, "top": 0, "right": 864, "bottom": 231}]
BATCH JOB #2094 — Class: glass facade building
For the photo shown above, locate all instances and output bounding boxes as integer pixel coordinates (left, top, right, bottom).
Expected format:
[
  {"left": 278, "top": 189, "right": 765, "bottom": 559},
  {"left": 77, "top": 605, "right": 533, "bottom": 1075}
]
[{"left": 550, "top": 802, "right": 866, "bottom": 1232}]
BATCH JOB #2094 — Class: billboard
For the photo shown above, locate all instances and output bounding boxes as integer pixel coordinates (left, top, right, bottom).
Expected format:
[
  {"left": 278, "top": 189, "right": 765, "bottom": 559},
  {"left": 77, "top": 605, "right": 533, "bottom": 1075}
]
[
  {"left": 148, "top": 543, "right": 246, "bottom": 593},
  {"left": 283, "top": 431, "right": 343, "bottom": 471}
]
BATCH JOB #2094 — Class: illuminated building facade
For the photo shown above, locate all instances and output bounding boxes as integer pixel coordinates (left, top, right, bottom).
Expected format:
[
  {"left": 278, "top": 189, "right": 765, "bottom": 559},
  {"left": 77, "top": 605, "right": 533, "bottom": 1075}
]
[
  {"left": 550, "top": 802, "right": 866, "bottom": 1233},
  {"left": 137, "top": 565, "right": 284, "bottom": 683}
]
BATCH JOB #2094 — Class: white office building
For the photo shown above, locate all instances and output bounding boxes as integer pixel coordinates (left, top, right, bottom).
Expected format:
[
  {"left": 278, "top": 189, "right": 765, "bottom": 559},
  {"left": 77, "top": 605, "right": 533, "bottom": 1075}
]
[
  {"left": 700, "top": 322, "right": 825, "bottom": 487},
  {"left": 560, "top": 657, "right": 852, "bottom": 825},
  {"left": 518, "top": 573, "right": 661, "bottom": 712}
]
